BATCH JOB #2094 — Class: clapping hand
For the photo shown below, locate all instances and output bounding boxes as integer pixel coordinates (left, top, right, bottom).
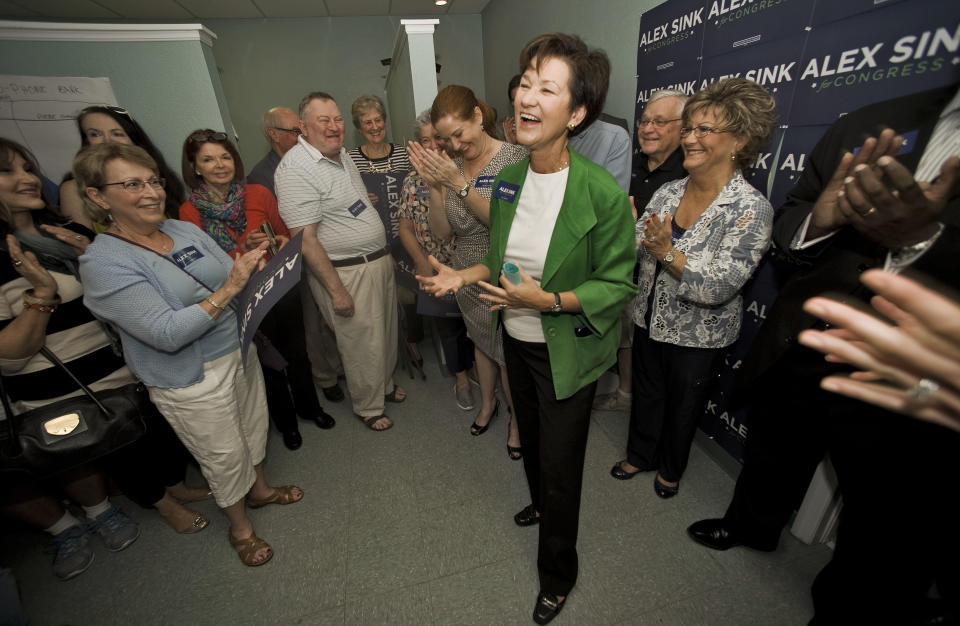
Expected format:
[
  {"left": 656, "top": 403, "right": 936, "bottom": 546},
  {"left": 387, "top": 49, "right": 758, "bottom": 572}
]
[
  {"left": 640, "top": 212, "right": 673, "bottom": 260},
  {"left": 416, "top": 255, "right": 464, "bottom": 296},
  {"left": 6, "top": 234, "right": 58, "bottom": 299},
  {"left": 798, "top": 269, "right": 960, "bottom": 433},
  {"left": 407, "top": 140, "right": 462, "bottom": 190}
]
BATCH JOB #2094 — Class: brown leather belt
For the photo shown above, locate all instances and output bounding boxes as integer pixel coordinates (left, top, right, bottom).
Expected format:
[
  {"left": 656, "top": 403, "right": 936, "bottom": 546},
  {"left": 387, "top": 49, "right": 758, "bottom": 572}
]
[{"left": 330, "top": 245, "right": 390, "bottom": 268}]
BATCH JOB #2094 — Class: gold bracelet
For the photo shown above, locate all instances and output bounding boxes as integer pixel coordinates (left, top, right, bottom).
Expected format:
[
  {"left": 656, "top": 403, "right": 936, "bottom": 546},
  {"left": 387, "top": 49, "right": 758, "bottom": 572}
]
[
  {"left": 22, "top": 300, "right": 57, "bottom": 314},
  {"left": 206, "top": 297, "right": 225, "bottom": 311},
  {"left": 23, "top": 289, "right": 61, "bottom": 307}
]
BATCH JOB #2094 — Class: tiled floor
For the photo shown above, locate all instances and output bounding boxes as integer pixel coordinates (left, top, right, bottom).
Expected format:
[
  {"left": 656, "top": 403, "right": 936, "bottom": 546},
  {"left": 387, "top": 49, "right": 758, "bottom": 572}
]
[{"left": 1, "top": 347, "right": 831, "bottom": 625}]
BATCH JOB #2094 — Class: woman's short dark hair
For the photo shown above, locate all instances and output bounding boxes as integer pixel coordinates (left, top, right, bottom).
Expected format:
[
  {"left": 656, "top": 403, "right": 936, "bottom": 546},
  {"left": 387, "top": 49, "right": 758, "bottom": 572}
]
[
  {"left": 683, "top": 77, "right": 778, "bottom": 169},
  {"left": 518, "top": 33, "right": 610, "bottom": 137},
  {"left": 72, "top": 143, "right": 159, "bottom": 225},
  {"left": 507, "top": 74, "right": 522, "bottom": 103},
  {"left": 430, "top": 85, "right": 499, "bottom": 139},
  {"left": 75, "top": 106, "right": 185, "bottom": 217},
  {"left": 0, "top": 138, "right": 63, "bottom": 236},
  {"left": 180, "top": 129, "right": 245, "bottom": 190}
]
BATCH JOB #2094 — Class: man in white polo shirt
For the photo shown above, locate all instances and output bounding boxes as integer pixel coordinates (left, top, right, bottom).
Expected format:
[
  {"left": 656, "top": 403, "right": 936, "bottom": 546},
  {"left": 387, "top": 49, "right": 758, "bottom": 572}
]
[{"left": 276, "top": 91, "right": 404, "bottom": 431}]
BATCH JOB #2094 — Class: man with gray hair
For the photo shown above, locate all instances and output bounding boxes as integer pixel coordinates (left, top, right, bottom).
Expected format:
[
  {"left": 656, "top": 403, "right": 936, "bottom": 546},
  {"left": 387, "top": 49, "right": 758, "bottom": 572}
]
[
  {"left": 276, "top": 92, "right": 404, "bottom": 432},
  {"left": 248, "top": 105, "right": 345, "bottom": 404},
  {"left": 595, "top": 89, "right": 688, "bottom": 414}
]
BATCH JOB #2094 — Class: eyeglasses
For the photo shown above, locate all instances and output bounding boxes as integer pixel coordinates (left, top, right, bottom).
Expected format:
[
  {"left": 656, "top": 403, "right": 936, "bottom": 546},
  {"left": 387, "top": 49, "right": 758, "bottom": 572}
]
[
  {"left": 638, "top": 118, "right": 680, "bottom": 129},
  {"left": 101, "top": 177, "right": 165, "bottom": 193},
  {"left": 80, "top": 105, "right": 130, "bottom": 117},
  {"left": 271, "top": 127, "right": 301, "bottom": 135},
  {"left": 188, "top": 131, "right": 228, "bottom": 143},
  {"left": 679, "top": 125, "right": 730, "bottom": 138},
  {"left": 360, "top": 117, "right": 384, "bottom": 129}
]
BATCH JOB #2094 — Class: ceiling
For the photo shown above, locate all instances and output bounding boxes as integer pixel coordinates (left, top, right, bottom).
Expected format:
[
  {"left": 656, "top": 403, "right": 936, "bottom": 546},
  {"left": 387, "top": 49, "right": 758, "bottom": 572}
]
[{"left": 0, "top": 0, "right": 489, "bottom": 20}]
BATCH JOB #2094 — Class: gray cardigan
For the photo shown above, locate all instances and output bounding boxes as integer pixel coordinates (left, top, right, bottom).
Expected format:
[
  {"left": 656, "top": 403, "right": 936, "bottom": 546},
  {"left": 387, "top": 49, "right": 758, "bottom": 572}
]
[{"left": 80, "top": 220, "right": 238, "bottom": 388}]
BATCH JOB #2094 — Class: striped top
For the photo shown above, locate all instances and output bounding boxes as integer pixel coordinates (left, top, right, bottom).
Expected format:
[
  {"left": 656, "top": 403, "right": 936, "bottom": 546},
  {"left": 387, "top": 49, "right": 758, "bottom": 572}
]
[
  {"left": 0, "top": 264, "right": 134, "bottom": 412},
  {"left": 348, "top": 143, "right": 411, "bottom": 175},
  {"left": 275, "top": 137, "right": 385, "bottom": 259}
]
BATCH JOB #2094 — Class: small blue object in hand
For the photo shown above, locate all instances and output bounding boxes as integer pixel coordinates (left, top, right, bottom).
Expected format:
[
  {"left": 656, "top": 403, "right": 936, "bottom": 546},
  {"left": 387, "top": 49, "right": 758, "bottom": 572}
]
[{"left": 502, "top": 262, "right": 522, "bottom": 285}]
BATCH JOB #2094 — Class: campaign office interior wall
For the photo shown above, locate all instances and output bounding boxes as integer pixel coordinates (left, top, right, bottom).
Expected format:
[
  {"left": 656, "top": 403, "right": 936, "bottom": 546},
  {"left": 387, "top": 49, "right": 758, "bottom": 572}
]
[{"left": 204, "top": 15, "right": 485, "bottom": 167}]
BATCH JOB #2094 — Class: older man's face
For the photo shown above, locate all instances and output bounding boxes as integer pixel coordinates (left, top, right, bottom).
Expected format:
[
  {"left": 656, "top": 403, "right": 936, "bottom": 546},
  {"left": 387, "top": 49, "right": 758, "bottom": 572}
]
[
  {"left": 637, "top": 96, "right": 683, "bottom": 164},
  {"left": 270, "top": 109, "right": 302, "bottom": 155},
  {"left": 300, "top": 98, "right": 345, "bottom": 158}
]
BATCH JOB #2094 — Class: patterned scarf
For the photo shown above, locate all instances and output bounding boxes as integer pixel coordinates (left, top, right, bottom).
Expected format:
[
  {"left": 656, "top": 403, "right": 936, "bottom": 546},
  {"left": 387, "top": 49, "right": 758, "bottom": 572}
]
[{"left": 190, "top": 182, "right": 246, "bottom": 253}]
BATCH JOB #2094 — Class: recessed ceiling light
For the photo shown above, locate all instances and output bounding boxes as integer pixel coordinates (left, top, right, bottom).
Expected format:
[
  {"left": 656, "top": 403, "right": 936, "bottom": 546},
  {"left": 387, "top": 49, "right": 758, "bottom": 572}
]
[{"left": 435, "top": 0, "right": 448, "bottom": 5}]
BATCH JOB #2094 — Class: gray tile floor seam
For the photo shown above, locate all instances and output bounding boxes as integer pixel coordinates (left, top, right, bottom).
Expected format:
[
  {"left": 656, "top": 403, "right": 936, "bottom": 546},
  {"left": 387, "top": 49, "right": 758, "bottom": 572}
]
[{"left": 1, "top": 343, "right": 829, "bottom": 625}]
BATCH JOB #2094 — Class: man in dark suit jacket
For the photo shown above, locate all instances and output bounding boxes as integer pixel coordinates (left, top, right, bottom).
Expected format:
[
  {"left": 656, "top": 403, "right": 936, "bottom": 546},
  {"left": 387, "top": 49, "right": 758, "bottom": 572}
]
[{"left": 687, "top": 83, "right": 960, "bottom": 624}]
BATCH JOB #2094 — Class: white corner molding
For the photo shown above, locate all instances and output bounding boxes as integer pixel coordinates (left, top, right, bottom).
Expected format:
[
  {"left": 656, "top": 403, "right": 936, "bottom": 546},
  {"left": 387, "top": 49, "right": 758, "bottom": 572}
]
[
  {"left": 0, "top": 21, "right": 217, "bottom": 47},
  {"left": 400, "top": 18, "right": 439, "bottom": 35}
]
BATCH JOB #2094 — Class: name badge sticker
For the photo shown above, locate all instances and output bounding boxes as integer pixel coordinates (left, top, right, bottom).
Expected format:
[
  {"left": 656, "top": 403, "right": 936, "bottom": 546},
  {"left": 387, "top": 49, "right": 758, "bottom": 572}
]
[
  {"left": 492, "top": 181, "right": 520, "bottom": 203},
  {"left": 171, "top": 246, "right": 204, "bottom": 270},
  {"left": 475, "top": 175, "right": 496, "bottom": 189},
  {"left": 347, "top": 199, "right": 366, "bottom": 217}
]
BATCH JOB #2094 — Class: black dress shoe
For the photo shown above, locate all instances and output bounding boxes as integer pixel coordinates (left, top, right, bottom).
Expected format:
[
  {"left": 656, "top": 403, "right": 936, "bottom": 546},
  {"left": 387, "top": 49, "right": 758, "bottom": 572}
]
[
  {"left": 653, "top": 475, "right": 679, "bottom": 499},
  {"left": 321, "top": 384, "right": 344, "bottom": 402},
  {"left": 282, "top": 430, "right": 302, "bottom": 450},
  {"left": 687, "top": 518, "right": 777, "bottom": 552},
  {"left": 513, "top": 504, "right": 540, "bottom": 527},
  {"left": 533, "top": 591, "right": 566, "bottom": 625},
  {"left": 307, "top": 409, "right": 336, "bottom": 430}
]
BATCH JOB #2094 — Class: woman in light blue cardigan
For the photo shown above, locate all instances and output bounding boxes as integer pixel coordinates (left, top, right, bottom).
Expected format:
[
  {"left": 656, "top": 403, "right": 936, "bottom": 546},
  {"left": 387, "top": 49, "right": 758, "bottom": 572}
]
[
  {"left": 610, "top": 77, "right": 778, "bottom": 499},
  {"left": 74, "top": 143, "right": 302, "bottom": 567}
]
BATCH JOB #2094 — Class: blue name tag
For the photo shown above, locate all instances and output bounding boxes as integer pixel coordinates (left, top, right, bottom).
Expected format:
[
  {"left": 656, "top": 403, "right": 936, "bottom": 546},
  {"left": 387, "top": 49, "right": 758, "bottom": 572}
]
[
  {"left": 475, "top": 175, "right": 496, "bottom": 189},
  {"left": 492, "top": 181, "right": 520, "bottom": 203},
  {"left": 347, "top": 199, "right": 366, "bottom": 217},
  {"left": 171, "top": 246, "right": 204, "bottom": 269},
  {"left": 852, "top": 129, "right": 918, "bottom": 157}
]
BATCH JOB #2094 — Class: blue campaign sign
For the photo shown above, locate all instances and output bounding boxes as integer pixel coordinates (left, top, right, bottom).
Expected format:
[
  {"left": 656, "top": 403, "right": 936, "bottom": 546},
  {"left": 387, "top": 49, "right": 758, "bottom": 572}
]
[
  {"left": 701, "top": 0, "right": 815, "bottom": 58},
  {"left": 635, "top": 0, "right": 707, "bottom": 84},
  {"left": 237, "top": 231, "right": 303, "bottom": 358},
  {"left": 699, "top": 33, "right": 806, "bottom": 121},
  {"left": 361, "top": 170, "right": 415, "bottom": 282},
  {"left": 790, "top": 4, "right": 960, "bottom": 126},
  {"left": 810, "top": 0, "right": 911, "bottom": 27}
]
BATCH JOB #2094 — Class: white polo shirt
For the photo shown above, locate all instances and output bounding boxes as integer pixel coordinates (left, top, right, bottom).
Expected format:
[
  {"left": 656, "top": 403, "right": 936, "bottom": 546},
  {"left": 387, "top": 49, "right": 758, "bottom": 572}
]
[{"left": 275, "top": 137, "right": 386, "bottom": 259}]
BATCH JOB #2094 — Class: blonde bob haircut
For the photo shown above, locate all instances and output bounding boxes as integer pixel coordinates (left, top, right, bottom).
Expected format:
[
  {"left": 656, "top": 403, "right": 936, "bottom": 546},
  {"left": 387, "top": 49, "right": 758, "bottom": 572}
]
[{"left": 72, "top": 143, "right": 159, "bottom": 224}]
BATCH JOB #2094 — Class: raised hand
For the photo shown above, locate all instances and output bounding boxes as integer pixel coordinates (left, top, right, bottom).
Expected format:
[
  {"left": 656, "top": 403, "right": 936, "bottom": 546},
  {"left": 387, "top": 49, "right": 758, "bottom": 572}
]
[{"left": 416, "top": 255, "right": 464, "bottom": 296}]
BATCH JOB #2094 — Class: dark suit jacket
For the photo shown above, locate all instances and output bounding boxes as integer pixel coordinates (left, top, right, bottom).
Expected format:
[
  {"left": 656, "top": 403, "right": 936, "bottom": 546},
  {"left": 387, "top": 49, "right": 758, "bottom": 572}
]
[{"left": 740, "top": 83, "right": 960, "bottom": 384}]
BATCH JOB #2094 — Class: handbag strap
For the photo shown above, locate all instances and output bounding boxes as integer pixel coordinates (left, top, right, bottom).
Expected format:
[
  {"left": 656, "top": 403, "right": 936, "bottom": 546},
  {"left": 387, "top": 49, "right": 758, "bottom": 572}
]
[
  {"left": 102, "top": 231, "right": 238, "bottom": 312},
  {"left": 0, "top": 345, "right": 111, "bottom": 451}
]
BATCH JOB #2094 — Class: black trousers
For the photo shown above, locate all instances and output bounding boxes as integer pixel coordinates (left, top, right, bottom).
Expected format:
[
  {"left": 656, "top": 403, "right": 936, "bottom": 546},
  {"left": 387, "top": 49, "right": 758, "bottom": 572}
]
[
  {"left": 627, "top": 327, "right": 722, "bottom": 482},
  {"left": 257, "top": 283, "right": 323, "bottom": 434},
  {"left": 504, "top": 332, "right": 596, "bottom": 596},
  {"left": 724, "top": 345, "right": 960, "bottom": 624},
  {"left": 432, "top": 315, "right": 474, "bottom": 375}
]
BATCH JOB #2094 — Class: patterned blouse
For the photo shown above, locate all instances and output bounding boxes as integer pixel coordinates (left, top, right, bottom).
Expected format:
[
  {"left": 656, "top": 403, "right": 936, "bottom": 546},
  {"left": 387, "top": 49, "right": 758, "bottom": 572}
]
[
  {"left": 632, "top": 171, "right": 773, "bottom": 348},
  {"left": 398, "top": 171, "right": 456, "bottom": 267}
]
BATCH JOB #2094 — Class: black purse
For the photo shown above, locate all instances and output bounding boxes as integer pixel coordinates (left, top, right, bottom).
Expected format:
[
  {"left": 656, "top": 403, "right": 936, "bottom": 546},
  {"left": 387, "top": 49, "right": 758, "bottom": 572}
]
[{"left": 0, "top": 346, "right": 150, "bottom": 480}]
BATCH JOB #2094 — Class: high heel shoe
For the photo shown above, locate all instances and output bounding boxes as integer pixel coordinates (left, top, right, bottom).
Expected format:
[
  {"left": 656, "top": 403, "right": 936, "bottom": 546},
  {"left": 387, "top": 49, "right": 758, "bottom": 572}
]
[{"left": 470, "top": 400, "right": 499, "bottom": 436}]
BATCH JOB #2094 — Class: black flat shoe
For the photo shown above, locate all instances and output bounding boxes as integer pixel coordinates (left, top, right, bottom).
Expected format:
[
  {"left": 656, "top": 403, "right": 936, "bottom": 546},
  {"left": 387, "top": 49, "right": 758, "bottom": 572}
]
[
  {"left": 470, "top": 400, "right": 499, "bottom": 436},
  {"left": 653, "top": 475, "right": 679, "bottom": 499},
  {"left": 610, "top": 460, "right": 643, "bottom": 480},
  {"left": 686, "top": 518, "right": 778, "bottom": 552},
  {"left": 307, "top": 409, "right": 336, "bottom": 430},
  {"left": 507, "top": 444, "right": 522, "bottom": 461},
  {"left": 513, "top": 504, "right": 540, "bottom": 527},
  {"left": 321, "top": 384, "right": 344, "bottom": 403},
  {"left": 533, "top": 592, "right": 566, "bottom": 625},
  {"left": 282, "top": 430, "right": 302, "bottom": 450}
]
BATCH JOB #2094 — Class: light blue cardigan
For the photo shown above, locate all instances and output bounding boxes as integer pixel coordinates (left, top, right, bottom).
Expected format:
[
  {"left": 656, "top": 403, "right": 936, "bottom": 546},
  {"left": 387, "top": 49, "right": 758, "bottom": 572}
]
[{"left": 79, "top": 220, "right": 238, "bottom": 388}]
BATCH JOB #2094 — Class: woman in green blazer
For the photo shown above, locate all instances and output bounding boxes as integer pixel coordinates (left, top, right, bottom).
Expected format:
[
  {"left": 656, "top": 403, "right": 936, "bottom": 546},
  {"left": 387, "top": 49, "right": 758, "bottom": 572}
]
[{"left": 418, "top": 33, "right": 637, "bottom": 625}]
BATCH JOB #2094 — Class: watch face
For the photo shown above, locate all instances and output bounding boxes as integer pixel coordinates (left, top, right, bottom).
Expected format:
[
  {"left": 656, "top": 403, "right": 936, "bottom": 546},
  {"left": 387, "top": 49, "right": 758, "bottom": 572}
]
[{"left": 457, "top": 187, "right": 469, "bottom": 198}]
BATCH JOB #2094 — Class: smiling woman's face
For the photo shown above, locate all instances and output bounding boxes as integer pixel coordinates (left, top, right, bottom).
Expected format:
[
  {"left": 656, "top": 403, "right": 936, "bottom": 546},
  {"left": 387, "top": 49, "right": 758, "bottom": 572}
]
[{"left": 0, "top": 149, "right": 45, "bottom": 216}]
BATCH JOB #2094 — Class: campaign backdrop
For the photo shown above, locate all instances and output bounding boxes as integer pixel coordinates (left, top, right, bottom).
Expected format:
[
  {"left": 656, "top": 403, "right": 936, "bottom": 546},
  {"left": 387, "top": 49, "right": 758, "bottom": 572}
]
[{"left": 634, "top": 0, "right": 960, "bottom": 461}]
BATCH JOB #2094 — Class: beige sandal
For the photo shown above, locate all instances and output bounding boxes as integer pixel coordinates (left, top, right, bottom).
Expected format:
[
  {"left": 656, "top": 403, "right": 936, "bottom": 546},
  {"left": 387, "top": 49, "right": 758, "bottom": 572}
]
[
  {"left": 246, "top": 485, "right": 304, "bottom": 509},
  {"left": 229, "top": 531, "right": 273, "bottom": 566}
]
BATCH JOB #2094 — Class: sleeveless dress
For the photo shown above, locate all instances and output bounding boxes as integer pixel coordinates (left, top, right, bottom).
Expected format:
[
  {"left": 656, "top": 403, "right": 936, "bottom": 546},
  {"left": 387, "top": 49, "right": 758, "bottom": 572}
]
[{"left": 445, "top": 142, "right": 528, "bottom": 362}]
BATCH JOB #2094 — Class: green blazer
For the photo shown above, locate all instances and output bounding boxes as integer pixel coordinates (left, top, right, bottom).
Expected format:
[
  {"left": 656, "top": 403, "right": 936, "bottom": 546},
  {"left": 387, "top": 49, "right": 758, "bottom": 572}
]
[{"left": 482, "top": 148, "right": 638, "bottom": 400}]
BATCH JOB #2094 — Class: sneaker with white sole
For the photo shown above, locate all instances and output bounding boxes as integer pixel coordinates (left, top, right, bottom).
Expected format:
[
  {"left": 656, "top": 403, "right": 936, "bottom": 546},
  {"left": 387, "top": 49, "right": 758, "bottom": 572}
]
[
  {"left": 89, "top": 505, "right": 140, "bottom": 552},
  {"left": 52, "top": 525, "right": 95, "bottom": 580},
  {"left": 593, "top": 389, "right": 632, "bottom": 411},
  {"left": 455, "top": 384, "right": 475, "bottom": 410}
]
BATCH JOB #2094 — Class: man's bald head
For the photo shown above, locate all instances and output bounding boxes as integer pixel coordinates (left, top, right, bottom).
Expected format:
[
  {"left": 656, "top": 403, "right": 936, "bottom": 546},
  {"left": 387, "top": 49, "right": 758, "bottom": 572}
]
[{"left": 262, "top": 106, "right": 302, "bottom": 156}]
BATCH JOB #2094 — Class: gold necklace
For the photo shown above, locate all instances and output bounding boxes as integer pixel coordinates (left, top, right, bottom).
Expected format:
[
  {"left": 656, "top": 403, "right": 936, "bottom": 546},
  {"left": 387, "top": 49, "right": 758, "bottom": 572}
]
[{"left": 113, "top": 222, "right": 171, "bottom": 253}]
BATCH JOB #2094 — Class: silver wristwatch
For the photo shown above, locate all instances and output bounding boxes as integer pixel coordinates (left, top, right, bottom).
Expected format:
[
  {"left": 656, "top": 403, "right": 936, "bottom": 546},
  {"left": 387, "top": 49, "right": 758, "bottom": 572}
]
[
  {"left": 548, "top": 293, "right": 562, "bottom": 313},
  {"left": 456, "top": 181, "right": 470, "bottom": 199},
  {"left": 662, "top": 250, "right": 675, "bottom": 265}
]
